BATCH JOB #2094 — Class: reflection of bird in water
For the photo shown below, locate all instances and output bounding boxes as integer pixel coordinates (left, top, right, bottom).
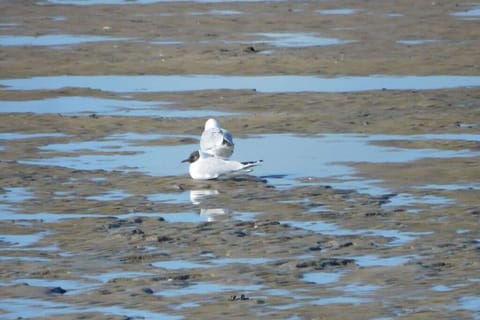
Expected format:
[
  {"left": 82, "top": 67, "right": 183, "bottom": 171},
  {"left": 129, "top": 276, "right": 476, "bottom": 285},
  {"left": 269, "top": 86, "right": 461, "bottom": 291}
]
[
  {"left": 189, "top": 189, "right": 229, "bottom": 221},
  {"left": 199, "top": 208, "right": 230, "bottom": 222},
  {"left": 200, "top": 118, "right": 234, "bottom": 159},
  {"left": 189, "top": 189, "right": 219, "bottom": 205},
  {"left": 182, "top": 150, "right": 262, "bottom": 180}
]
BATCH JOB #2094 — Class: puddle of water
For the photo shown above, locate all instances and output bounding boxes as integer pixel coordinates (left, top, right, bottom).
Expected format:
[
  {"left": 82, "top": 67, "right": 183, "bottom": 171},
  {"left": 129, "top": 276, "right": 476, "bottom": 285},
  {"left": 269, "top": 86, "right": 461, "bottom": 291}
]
[
  {"left": 352, "top": 254, "right": 416, "bottom": 267},
  {"left": 0, "top": 23, "right": 18, "bottom": 28},
  {"left": 317, "top": 9, "right": 358, "bottom": 15},
  {"left": 152, "top": 257, "right": 272, "bottom": 270},
  {"left": 152, "top": 260, "right": 210, "bottom": 270},
  {"left": 157, "top": 282, "right": 262, "bottom": 297},
  {"left": 20, "top": 133, "right": 480, "bottom": 193},
  {"left": 171, "top": 301, "right": 200, "bottom": 310},
  {"left": 84, "top": 271, "right": 152, "bottom": 283},
  {"left": 3, "top": 75, "right": 480, "bottom": 93},
  {"left": 212, "top": 257, "right": 272, "bottom": 265},
  {"left": 0, "top": 187, "right": 34, "bottom": 203},
  {"left": 0, "top": 132, "right": 68, "bottom": 140},
  {"left": 147, "top": 191, "right": 191, "bottom": 203},
  {"left": 383, "top": 193, "right": 454, "bottom": 209},
  {"left": 311, "top": 296, "right": 372, "bottom": 306},
  {"left": 188, "top": 10, "right": 243, "bottom": 16},
  {"left": 336, "top": 283, "right": 382, "bottom": 294},
  {"left": 282, "top": 220, "right": 431, "bottom": 247},
  {"left": 158, "top": 212, "right": 206, "bottom": 223},
  {"left": 150, "top": 39, "right": 184, "bottom": 46},
  {"left": 431, "top": 284, "right": 453, "bottom": 292},
  {"left": 0, "top": 212, "right": 105, "bottom": 223},
  {"left": 9, "top": 278, "right": 100, "bottom": 295},
  {"left": 51, "top": 16, "right": 67, "bottom": 22},
  {"left": 86, "top": 189, "right": 131, "bottom": 201},
  {"left": 397, "top": 39, "right": 440, "bottom": 45},
  {"left": 252, "top": 32, "right": 354, "bottom": 47},
  {"left": 0, "top": 96, "right": 237, "bottom": 118},
  {"left": 0, "top": 232, "right": 49, "bottom": 248},
  {"left": 0, "top": 34, "right": 129, "bottom": 47},
  {"left": 302, "top": 271, "right": 342, "bottom": 285},
  {"left": 0, "top": 298, "right": 181, "bottom": 320},
  {"left": 452, "top": 7, "right": 480, "bottom": 17},
  {"left": 449, "top": 296, "right": 480, "bottom": 318},
  {"left": 416, "top": 183, "right": 480, "bottom": 191},
  {"left": 0, "top": 256, "right": 51, "bottom": 262}
]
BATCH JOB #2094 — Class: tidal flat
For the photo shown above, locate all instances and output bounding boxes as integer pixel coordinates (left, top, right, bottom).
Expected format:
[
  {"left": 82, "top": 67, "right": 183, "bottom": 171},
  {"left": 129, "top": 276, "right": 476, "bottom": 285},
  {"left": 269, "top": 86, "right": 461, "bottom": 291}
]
[{"left": 1, "top": 0, "right": 479, "bottom": 319}]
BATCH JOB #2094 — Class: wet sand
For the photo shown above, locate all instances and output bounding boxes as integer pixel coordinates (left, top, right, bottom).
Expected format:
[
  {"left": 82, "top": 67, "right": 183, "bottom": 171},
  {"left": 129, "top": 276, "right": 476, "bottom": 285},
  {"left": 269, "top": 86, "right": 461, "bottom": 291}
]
[{"left": 1, "top": 0, "right": 480, "bottom": 319}]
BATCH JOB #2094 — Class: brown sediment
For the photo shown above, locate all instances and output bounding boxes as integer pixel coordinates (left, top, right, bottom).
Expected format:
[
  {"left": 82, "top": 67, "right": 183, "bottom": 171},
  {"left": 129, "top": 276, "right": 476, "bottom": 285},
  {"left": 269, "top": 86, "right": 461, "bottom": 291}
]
[{"left": 0, "top": 0, "right": 479, "bottom": 319}]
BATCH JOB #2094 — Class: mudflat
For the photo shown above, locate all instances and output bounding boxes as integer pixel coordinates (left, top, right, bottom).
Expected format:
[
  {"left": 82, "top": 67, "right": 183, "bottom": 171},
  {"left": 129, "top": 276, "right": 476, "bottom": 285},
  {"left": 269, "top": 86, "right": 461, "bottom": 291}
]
[{"left": 1, "top": 0, "right": 479, "bottom": 319}]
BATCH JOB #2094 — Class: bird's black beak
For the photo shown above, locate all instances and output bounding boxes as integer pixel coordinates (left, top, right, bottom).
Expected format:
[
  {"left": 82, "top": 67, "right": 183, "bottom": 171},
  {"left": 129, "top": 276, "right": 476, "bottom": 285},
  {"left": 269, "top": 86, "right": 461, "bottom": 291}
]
[{"left": 182, "top": 150, "right": 200, "bottom": 164}]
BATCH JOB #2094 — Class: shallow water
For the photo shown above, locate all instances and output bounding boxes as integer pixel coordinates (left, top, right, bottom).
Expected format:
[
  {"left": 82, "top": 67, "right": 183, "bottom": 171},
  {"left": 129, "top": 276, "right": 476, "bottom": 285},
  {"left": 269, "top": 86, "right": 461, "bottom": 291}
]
[
  {"left": 452, "top": 7, "right": 480, "bottom": 17},
  {"left": 302, "top": 271, "right": 342, "bottom": 285},
  {"left": 281, "top": 220, "right": 432, "bottom": 247},
  {"left": 157, "top": 282, "right": 263, "bottom": 297},
  {"left": 0, "top": 298, "right": 181, "bottom": 320},
  {"left": 152, "top": 257, "right": 272, "bottom": 269},
  {"left": 396, "top": 39, "right": 441, "bottom": 45},
  {"left": 352, "top": 254, "right": 416, "bottom": 267},
  {"left": 317, "top": 9, "right": 358, "bottom": 15},
  {"left": 0, "top": 96, "right": 237, "bottom": 118},
  {"left": 383, "top": 193, "right": 454, "bottom": 210},
  {"left": 0, "top": 232, "right": 49, "bottom": 248},
  {"left": 18, "top": 133, "right": 480, "bottom": 195},
  {"left": 0, "top": 34, "right": 129, "bottom": 47},
  {"left": 7, "top": 278, "right": 101, "bottom": 295},
  {"left": 251, "top": 33, "right": 354, "bottom": 47},
  {"left": 0, "top": 132, "right": 68, "bottom": 140},
  {"left": 3, "top": 75, "right": 480, "bottom": 93}
]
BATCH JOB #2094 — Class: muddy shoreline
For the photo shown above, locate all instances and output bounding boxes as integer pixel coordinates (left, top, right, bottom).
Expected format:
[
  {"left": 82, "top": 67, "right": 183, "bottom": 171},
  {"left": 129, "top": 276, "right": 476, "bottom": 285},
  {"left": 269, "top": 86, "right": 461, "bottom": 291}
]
[{"left": 1, "top": 0, "right": 480, "bottom": 319}]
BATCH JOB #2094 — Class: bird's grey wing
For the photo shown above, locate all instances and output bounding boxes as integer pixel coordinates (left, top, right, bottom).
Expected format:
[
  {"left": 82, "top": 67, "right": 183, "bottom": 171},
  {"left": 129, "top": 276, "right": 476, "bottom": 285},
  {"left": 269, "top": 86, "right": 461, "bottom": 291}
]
[{"left": 222, "top": 129, "right": 234, "bottom": 146}]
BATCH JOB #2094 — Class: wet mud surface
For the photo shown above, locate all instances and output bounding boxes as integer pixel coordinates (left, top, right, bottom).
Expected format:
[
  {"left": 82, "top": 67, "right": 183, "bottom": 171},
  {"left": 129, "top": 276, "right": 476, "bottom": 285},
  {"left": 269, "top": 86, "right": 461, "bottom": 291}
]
[{"left": 1, "top": 0, "right": 480, "bottom": 319}]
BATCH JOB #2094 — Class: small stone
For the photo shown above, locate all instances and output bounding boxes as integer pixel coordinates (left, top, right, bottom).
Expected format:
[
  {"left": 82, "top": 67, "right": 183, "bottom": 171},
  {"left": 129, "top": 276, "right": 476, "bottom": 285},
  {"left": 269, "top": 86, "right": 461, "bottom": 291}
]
[
  {"left": 49, "top": 287, "right": 66, "bottom": 294},
  {"left": 157, "top": 235, "right": 172, "bottom": 242},
  {"left": 108, "top": 221, "right": 122, "bottom": 229},
  {"left": 131, "top": 228, "right": 144, "bottom": 235},
  {"left": 234, "top": 230, "right": 247, "bottom": 237},
  {"left": 142, "top": 287, "right": 154, "bottom": 294},
  {"left": 173, "top": 274, "right": 190, "bottom": 281}
]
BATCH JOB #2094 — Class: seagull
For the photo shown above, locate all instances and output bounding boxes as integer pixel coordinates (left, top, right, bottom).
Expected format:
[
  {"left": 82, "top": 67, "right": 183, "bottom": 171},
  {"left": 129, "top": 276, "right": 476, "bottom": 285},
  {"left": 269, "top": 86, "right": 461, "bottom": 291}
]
[
  {"left": 182, "top": 150, "right": 262, "bottom": 180},
  {"left": 200, "top": 118, "right": 234, "bottom": 159}
]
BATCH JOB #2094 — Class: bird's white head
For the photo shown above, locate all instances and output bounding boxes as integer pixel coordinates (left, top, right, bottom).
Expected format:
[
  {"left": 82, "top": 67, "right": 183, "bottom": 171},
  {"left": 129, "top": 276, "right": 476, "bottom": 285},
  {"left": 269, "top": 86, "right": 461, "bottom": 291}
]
[{"left": 204, "top": 118, "right": 220, "bottom": 130}]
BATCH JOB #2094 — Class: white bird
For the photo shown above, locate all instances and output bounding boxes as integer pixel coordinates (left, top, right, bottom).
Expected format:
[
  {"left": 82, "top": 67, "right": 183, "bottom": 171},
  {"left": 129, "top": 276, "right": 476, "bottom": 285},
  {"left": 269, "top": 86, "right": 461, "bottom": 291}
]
[
  {"left": 182, "top": 150, "right": 262, "bottom": 180},
  {"left": 200, "top": 118, "right": 234, "bottom": 159}
]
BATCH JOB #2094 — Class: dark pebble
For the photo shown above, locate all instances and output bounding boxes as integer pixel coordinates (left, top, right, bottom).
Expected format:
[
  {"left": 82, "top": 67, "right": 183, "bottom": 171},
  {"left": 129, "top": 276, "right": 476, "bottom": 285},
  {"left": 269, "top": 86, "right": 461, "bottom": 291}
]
[
  {"left": 296, "top": 261, "right": 316, "bottom": 268},
  {"left": 318, "top": 258, "right": 355, "bottom": 269},
  {"left": 49, "top": 287, "right": 67, "bottom": 294},
  {"left": 339, "top": 242, "right": 354, "bottom": 248},
  {"left": 142, "top": 287, "right": 154, "bottom": 294},
  {"left": 234, "top": 230, "right": 247, "bottom": 237},
  {"left": 173, "top": 274, "right": 190, "bottom": 281},
  {"left": 131, "top": 228, "right": 144, "bottom": 235},
  {"left": 108, "top": 221, "right": 122, "bottom": 229},
  {"left": 157, "top": 235, "right": 172, "bottom": 242}
]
